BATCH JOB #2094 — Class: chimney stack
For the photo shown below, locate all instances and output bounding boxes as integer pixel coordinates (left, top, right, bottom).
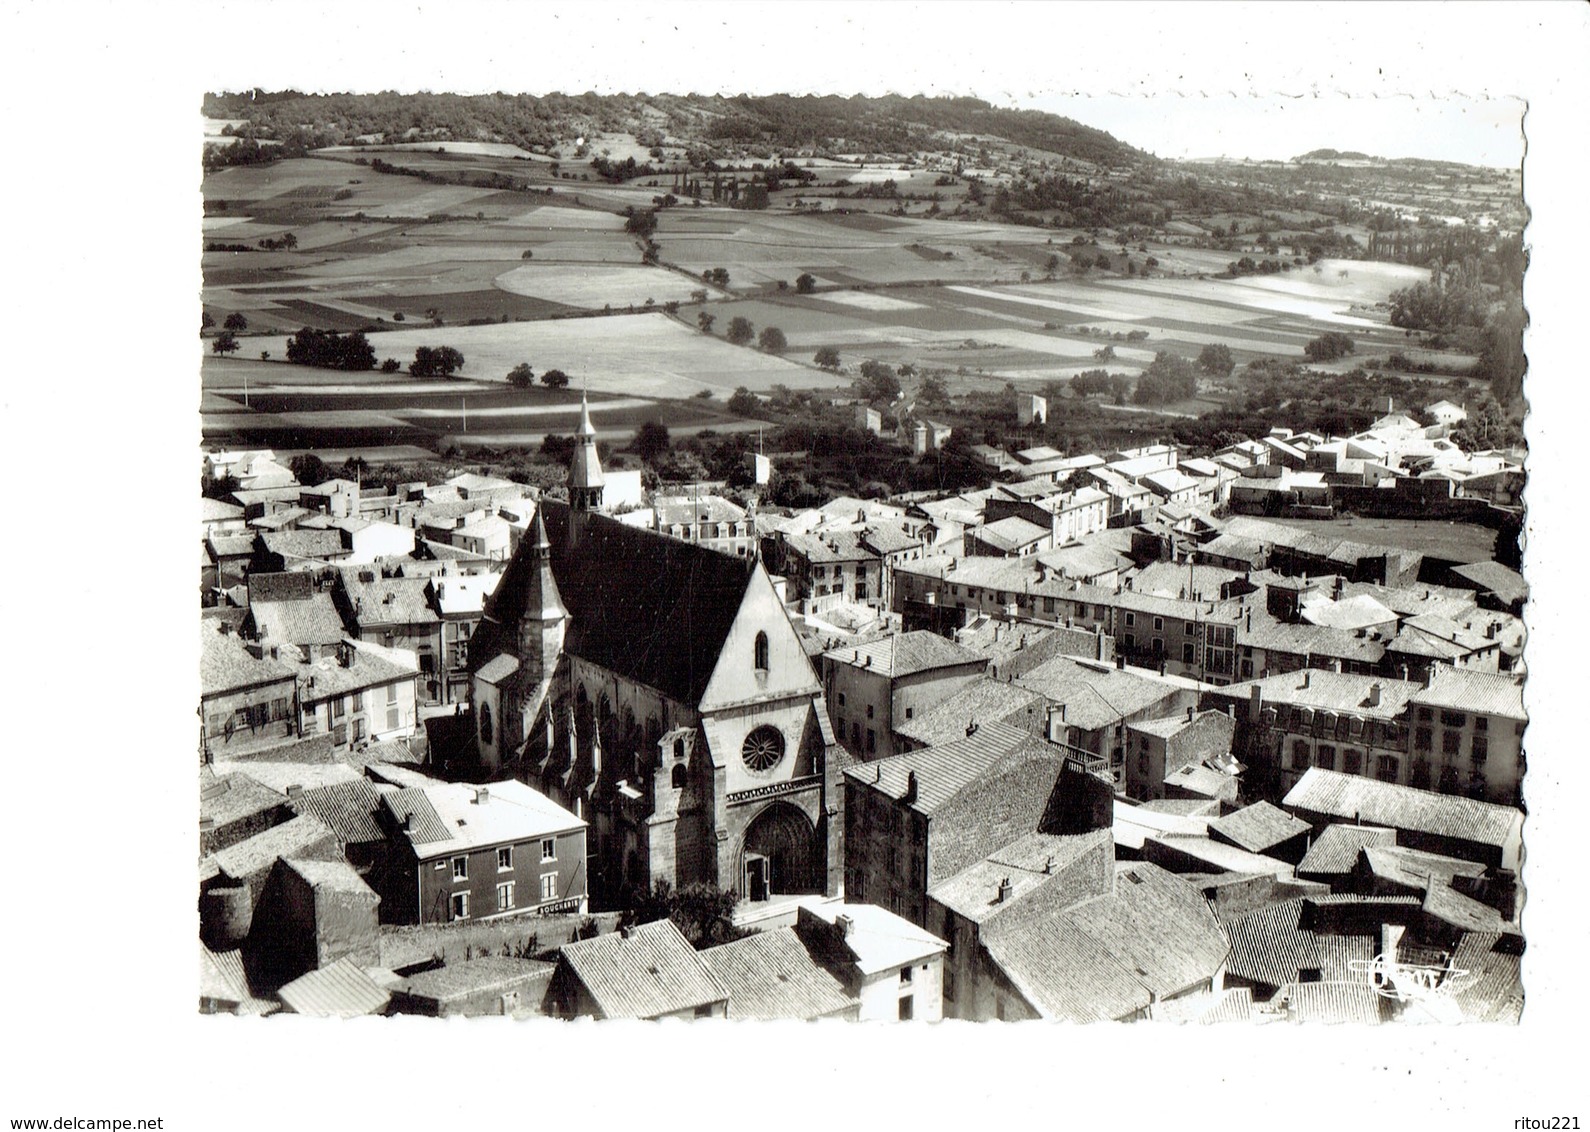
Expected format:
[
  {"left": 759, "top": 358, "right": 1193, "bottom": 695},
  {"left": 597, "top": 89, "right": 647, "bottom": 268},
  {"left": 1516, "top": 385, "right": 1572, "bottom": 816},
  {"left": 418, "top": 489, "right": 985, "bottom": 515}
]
[
  {"left": 995, "top": 877, "right": 1013, "bottom": 904},
  {"left": 286, "top": 784, "right": 302, "bottom": 796},
  {"left": 1367, "top": 683, "right": 1382, "bottom": 707},
  {"left": 903, "top": 770, "right": 919, "bottom": 804},
  {"left": 1300, "top": 670, "right": 1311, "bottom": 689},
  {"left": 1187, "top": 706, "right": 1196, "bottom": 723},
  {"left": 473, "top": 787, "right": 490, "bottom": 805},
  {"left": 835, "top": 914, "right": 854, "bottom": 938}
]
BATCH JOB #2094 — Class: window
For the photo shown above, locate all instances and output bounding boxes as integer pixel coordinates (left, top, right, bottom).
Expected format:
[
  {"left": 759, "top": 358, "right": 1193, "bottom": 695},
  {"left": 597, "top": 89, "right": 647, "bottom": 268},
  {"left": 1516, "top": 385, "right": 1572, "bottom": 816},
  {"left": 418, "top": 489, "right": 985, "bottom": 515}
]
[
  {"left": 452, "top": 856, "right": 468, "bottom": 881},
  {"left": 451, "top": 892, "right": 469, "bottom": 920},
  {"left": 1442, "top": 730, "right": 1462, "bottom": 756},
  {"left": 1375, "top": 755, "right": 1400, "bottom": 782},
  {"left": 332, "top": 697, "right": 346, "bottom": 720},
  {"left": 741, "top": 725, "right": 787, "bottom": 772},
  {"left": 497, "top": 882, "right": 515, "bottom": 912},
  {"left": 866, "top": 704, "right": 874, "bottom": 720},
  {"left": 387, "top": 706, "right": 400, "bottom": 731},
  {"left": 1414, "top": 727, "right": 1432, "bottom": 752},
  {"left": 1315, "top": 744, "right": 1336, "bottom": 770},
  {"left": 478, "top": 702, "right": 494, "bottom": 747},
  {"left": 1137, "top": 753, "right": 1150, "bottom": 775},
  {"left": 900, "top": 966, "right": 914, "bottom": 986},
  {"left": 541, "top": 873, "right": 557, "bottom": 902},
  {"left": 1440, "top": 710, "right": 1466, "bottom": 728},
  {"left": 1417, "top": 707, "right": 1433, "bottom": 722},
  {"left": 898, "top": 996, "right": 914, "bottom": 1021},
  {"left": 851, "top": 722, "right": 861, "bottom": 747},
  {"left": 1182, "top": 642, "right": 1196, "bottom": 664},
  {"left": 1125, "top": 633, "right": 1136, "bottom": 650},
  {"left": 1152, "top": 617, "right": 1164, "bottom": 632},
  {"left": 541, "top": 838, "right": 556, "bottom": 863},
  {"left": 1343, "top": 749, "right": 1363, "bottom": 775},
  {"left": 1471, "top": 736, "right": 1489, "bottom": 762},
  {"left": 905, "top": 707, "right": 913, "bottom": 720},
  {"left": 1474, "top": 716, "right": 1488, "bottom": 733},
  {"left": 754, "top": 631, "right": 769, "bottom": 672},
  {"left": 1124, "top": 612, "right": 1136, "bottom": 627},
  {"left": 694, "top": 1004, "right": 716, "bottom": 1018},
  {"left": 352, "top": 690, "right": 364, "bottom": 712},
  {"left": 387, "top": 683, "right": 398, "bottom": 705},
  {"left": 867, "top": 729, "right": 876, "bottom": 753},
  {"left": 498, "top": 846, "right": 513, "bottom": 871},
  {"left": 351, "top": 717, "right": 366, "bottom": 743},
  {"left": 1291, "top": 740, "right": 1310, "bottom": 771},
  {"left": 838, "top": 692, "right": 846, "bottom": 707}
]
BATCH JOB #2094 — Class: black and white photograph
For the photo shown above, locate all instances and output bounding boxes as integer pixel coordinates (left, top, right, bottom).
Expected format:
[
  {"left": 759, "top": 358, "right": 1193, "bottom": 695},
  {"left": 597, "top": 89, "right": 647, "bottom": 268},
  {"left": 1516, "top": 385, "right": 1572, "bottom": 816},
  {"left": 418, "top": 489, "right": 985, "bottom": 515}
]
[{"left": 5, "top": 1, "right": 1588, "bottom": 1128}]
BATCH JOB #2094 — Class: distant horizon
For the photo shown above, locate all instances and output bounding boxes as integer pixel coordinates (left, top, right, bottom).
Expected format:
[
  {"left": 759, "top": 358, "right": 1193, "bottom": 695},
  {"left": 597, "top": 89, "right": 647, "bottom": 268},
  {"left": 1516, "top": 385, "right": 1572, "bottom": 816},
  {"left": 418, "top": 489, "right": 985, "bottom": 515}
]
[{"left": 204, "top": 88, "right": 1526, "bottom": 172}]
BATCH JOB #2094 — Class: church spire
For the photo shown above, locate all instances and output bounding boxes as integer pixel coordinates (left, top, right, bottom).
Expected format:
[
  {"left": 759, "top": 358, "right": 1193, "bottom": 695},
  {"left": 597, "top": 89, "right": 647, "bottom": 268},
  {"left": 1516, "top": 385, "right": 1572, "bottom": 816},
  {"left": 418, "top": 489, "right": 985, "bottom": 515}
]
[{"left": 568, "top": 391, "right": 605, "bottom": 512}]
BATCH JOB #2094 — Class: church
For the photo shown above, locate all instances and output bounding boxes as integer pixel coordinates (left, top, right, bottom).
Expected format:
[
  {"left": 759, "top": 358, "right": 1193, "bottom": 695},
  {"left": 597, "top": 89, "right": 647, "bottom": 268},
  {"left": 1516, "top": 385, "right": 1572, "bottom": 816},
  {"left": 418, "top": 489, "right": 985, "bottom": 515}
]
[{"left": 466, "top": 396, "right": 844, "bottom": 909}]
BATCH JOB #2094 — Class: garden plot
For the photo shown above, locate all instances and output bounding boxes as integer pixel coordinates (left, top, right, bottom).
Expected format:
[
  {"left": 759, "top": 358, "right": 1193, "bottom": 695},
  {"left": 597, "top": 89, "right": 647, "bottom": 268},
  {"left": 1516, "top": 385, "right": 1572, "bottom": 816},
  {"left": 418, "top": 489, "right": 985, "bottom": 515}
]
[{"left": 493, "top": 264, "right": 707, "bottom": 309}]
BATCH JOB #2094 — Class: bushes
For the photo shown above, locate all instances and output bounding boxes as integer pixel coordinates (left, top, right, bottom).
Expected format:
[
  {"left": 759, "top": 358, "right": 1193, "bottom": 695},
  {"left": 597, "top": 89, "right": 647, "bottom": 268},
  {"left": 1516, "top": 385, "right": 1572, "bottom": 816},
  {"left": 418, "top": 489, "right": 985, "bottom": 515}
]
[
  {"left": 1303, "top": 332, "right": 1355, "bottom": 363},
  {"left": 285, "top": 327, "right": 377, "bottom": 371},
  {"left": 409, "top": 346, "right": 466, "bottom": 377}
]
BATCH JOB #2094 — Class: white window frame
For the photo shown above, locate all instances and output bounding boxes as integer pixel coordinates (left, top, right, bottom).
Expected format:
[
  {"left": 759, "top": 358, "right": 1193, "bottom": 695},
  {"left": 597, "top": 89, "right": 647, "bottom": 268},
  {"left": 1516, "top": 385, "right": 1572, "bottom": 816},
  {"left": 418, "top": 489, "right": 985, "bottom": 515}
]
[
  {"left": 496, "top": 882, "right": 515, "bottom": 913},
  {"left": 540, "top": 838, "right": 556, "bottom": 863},
  {"left": 540, "top": 873, "right": 557, "bottom": 902},
  {"left": 452, "top": 856, "right": 468, "bottom": 882},
  {"left": 497, "top": 846, "right": 513, "bottom": 871},
  {"left": 451, "top": 891, "right": 470, "bottom": 920}
]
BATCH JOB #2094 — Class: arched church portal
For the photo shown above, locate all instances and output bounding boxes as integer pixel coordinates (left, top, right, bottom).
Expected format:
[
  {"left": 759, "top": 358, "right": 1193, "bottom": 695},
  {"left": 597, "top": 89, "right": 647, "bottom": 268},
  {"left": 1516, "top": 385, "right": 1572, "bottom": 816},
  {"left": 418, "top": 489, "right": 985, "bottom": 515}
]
[{"left": 738, "top": 802, "right": 821, "bottom": 903}]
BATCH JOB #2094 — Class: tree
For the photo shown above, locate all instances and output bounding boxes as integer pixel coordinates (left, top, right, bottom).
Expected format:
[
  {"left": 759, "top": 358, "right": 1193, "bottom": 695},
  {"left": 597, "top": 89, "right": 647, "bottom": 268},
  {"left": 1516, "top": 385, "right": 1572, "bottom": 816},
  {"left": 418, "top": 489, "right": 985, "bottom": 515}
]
[
  {"left": 541, "top": 368, "right": 571, "bottom": 389},
  {"left": 1071, "top": 369, "right": 1112, "bottom": 398},
  {"left": 1093, "top": 344, "right": 1115, "bottom": 362},
  {"left": 918, "top": 373, "right": 950, "bottom": 405},
  {"left": 1303, "top": 332, "right": 1355, "bottom": 363},
  {"left": 727, "top": 387, "right": 761, "bottom": 416},
  {"left": 1197, "top": 343, "right": 1235, "bottom": 377},
  {"left": 380, "top": 358, "right": 400, "bottom": 374},
  {"left": 814, "top": 346, "right": 841, "bottom": 370},
  {"left": 633, "top": 420, "right": 671, "bottom": 464},
  {"left": 201, "top": 311, "right": 216, "bottom": 333},
  {"left": 1134, "top": 352, "right": 1199, "bottom": 404},
  {"left": 1479, "top": 300, "right": 1527, "bottom": 405},
  {"left": 410, "top": 346, "right": 466, "bottom": 377},
  {"left": 697, "top": 311, "right": 716, "bottom": 335},
  {"left": 758, "top": 326, "right": 788, "bottom": 353},
  {"left": 211, "top": 331, "right": 240, "bottom": 356},
  {"left": 856, "top": 359, "right": 902, "bottom": 404},
  {"left": 223, "top": 312, "right": 248, "bottom": 332},
  {"left": 618, "top": 879, "right": 749, "bottom": 950},
  {"left": 726, "top": 316, "right": 755, "bottom": 346},
  {"left": 289, "top": 453, "right": 328, "bottom": 487},
  {"left": 795, "top": 272, "right": 817, "bottom": 294},
  {"left": 507, "top": 363, "right": 535, "bottom": 389}
]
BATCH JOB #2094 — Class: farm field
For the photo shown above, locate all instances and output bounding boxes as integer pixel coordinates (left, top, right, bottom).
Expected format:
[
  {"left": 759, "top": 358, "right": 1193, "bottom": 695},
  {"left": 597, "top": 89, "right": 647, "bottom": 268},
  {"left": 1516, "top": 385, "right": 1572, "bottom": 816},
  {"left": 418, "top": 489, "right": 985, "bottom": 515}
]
[{"left": 1264, "top": 515, "right": 1498, "bottom": 564}]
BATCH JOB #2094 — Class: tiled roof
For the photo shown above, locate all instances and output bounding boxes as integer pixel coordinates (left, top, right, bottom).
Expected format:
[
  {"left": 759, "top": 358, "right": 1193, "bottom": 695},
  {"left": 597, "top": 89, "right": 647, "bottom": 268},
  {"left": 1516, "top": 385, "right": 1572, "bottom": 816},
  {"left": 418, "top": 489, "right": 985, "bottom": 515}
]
[
  {"left": 1151, "top": 985, "right": 1254, "bottom": 1024},
  {"left": 1297, "top": 824, "right": 1397, "bottom": 877},
  {"left": 1282, "top": 768, "right": 1524, "bottom": 850},
  {"left": 249, "top": 593, "right": 347, "bottom": 647},
  {"left": 1220, "top": 898, "right": 1316, "bottom": 990},
  {"left": 200, "top": 945, "right": 280, "bottom": 1016},
  {"left": 1421, "top": 884, "right": 1519, "bottom": 935},
  {"left": 1015, "top": 657, "right": 1188, "bottom": 732},
  {"left": 200, "top": 622, "right": 297, "bottom": 697},
  {"left": 1360, "top": 845, "right": 1489, "bottom": 891},
  {"left": 971, "top": 516, "right": 1050, "bottom": 551},
  {"left": 702, "top": 928, "right": 855, "bottom": 1020},
  {"left": 557, "top": 920, "right": 729, "bottom": 1019},
  {"left": 654, "top": 495, "right": 747, "bottom": 527},
  {"left": 1162, "top": 763, "right": 1235, "bottom": 798},
  {"left": 1409, "top": 667, "right": 1526, "bottom": 721},
  {"left": 260, "top": 529, "right": 347, "bottom": 562},
  {"left": 380, "top": 788, "right": 452, "bottom": 844},
  {"left": 1276, "top": 980, "right": 1384, "bottom": 1024},
  {"left": 208, "top": 533, "right": 259, "bottom": 559},
  {"left": 276, "top": 957, "right": 391, "bottom": 1018},
  {"left": 1449, "top": 560, "right": 1527, "bottom": 605},
  {"left": 396, "top": 956, "right": 555, "bottom": 1003},
  {"left": 200, "top": 770, "right": 288, "bottom": 832},
  {"left": 841, "top": 722, "right": 1036, "bottom": 815},
  {"left": 893, "top": 678, "right": 1047, "bottom": 748},
  {"left": 927, "top": 829, "right": 1114, "bottom": 925},
  {"left": 1237, "top": 616, "right": 1390, "bottom": 665},
  {"left": 296, "top": 640, "right": 418, "bottom": 702},
  {"left": 211, "top": 814, "right": 340, "bottom": 887},
  {"left": 1209, "top": 802, "right": 1311, "bottom": 854},
  {"left": 1448, "top": 932, "right": 1524, "bottom": 1023},
  {"left": 985, "top": 915, "right": 1152, "bottom": 1022},
  {"left": 283, "top": 857, "right": 377, "bottom": 898},
  {"left": 1145, "top": 834, "right": 1297, "bottom": 880},
  {"left": 824, "top": 630, "right": 986, "bottom": 679},
  {"left": 248, "top": 572, "right": 313, "bottom": 603},
  {"left": 339, "top": 571, "right": 438, "bottom": 626},
  {"left": 1230, "top": 670, "right": 1417, "bottom": 720},
  {"left": 288, "top": 778, "right": 386, "bottom": 844}
]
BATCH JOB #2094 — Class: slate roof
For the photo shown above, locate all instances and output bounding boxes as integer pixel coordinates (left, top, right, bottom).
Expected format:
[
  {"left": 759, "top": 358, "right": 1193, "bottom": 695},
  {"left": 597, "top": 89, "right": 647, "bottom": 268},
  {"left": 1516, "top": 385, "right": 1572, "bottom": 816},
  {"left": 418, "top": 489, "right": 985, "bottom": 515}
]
[
  {"left": 475, "top": 501, "right": 759, "bottom": 705},
  {"left": 824, "top": 630, "right": 985, "bottom": 679},
  {"left": 1282, "top": 768, "right": 1524, "bottom": 851},
  {"left": 701, "top": 928, "right": 855, "bottom": 1020},
  {"left": 1145, "top": 834, "right": 1297, "bottom": 880},
  {"left": 1209, "top": 802, "right": 1311, "bottom": 854},
  {"left": 1297, "top": 824, "right": 1397, "bottom": 877},
  {"left": 1409, "top": 667, "right": 1526, "bottom": 721},
  {"left": 557, "top": 920, "right": 729, "bottom": 1019},
  {"left": 276, "top": 957, "right": 391, "bottom": 1018},
  {"left": 383, "top": 780, "right": 585, "bottom": 859},
  {"left": 654, "top": 495, "right": 747, "bottom": 527},
  {"left": 799, "top": 902, "right": 947, "bottom": 975},
  {"left": 287, "top": 778, "right": 386, "bottom": 844}
]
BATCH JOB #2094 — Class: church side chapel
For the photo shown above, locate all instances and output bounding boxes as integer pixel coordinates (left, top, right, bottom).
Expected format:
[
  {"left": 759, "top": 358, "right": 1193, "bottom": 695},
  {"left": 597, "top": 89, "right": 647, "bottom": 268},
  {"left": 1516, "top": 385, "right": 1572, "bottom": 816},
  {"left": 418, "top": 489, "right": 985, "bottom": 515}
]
[{"left": 466, "top": 396, "right": 844, "bottom": 910}]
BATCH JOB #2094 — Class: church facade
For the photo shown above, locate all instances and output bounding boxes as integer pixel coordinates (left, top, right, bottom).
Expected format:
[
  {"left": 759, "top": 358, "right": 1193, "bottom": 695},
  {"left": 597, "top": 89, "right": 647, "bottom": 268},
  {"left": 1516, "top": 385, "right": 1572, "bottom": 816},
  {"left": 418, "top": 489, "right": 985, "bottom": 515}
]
[{"left": 467, "top": 397, "right": 844, "bottom": 909}]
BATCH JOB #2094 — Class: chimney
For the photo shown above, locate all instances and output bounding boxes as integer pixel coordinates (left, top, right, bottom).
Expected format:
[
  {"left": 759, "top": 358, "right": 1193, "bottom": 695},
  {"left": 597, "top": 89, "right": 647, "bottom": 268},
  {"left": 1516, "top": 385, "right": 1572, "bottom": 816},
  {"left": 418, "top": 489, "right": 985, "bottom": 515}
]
[
  {"left": 620, "top": 924, "right": 636, "bottom": 940},
  {"left": 995, "top": 876, "right": 1014, "bottom": 904},
  {"left": 1367, "top": 683, "right": 1382, "bottom": 707},
  {"left": 1043, "top": 856, "right": 1055, "bottom": 875},
  {"left": 1115, "top": 654, "right": 1125, "bottom": 670},
  {"left": 1423, "top": 667, "right": 1434, "bottom": 690},
  {"left": 903, "top": 770, "right": 919, "bottom": 804},
  {"left": 402, "top": 814, "right": 413, "bottom": 831},
  {"left": 835, "top": 914, "right": 854, "bottom": 938},
  {"left": 965, "top": 718, "right": 979, "bottom": 737},
  {"left": 473, "top": 787, "right": 490, "bottom": 805},
  {"left": 1400, "top": 664, "right": 1410, "bottom": 682},
  {"left": 285, "top": 784, "right": 302, "bottom": 796},
  {"left": 1187, "top": 706, "right": 1196, "bottom": 723},
  {"left": 1300, "top": 670, "right": 1310, "bottom": 688}
]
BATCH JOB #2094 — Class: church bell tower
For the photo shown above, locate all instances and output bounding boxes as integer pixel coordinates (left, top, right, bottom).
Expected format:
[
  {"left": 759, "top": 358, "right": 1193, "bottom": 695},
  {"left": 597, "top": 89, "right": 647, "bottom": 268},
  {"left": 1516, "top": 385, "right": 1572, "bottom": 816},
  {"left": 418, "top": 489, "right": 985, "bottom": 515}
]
[{"left": 568, "top": 392, "right": 605, "bottom": 513}]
